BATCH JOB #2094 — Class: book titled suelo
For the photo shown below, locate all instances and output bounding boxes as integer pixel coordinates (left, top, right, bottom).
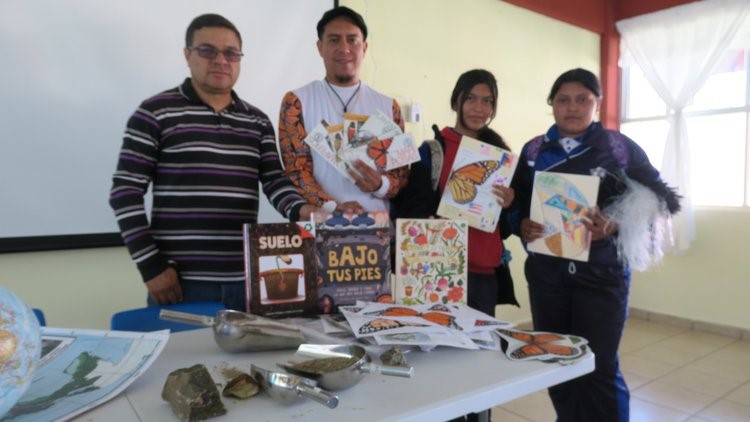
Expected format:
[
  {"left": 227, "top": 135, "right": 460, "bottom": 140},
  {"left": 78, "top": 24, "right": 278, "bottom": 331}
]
[{"left": 243, "top": 221, "right": 318, "bottom": 317}]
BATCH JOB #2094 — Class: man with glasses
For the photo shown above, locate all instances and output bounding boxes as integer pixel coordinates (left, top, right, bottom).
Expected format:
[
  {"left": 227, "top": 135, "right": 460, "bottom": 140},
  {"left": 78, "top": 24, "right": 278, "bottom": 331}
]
[
  {"left": 110, "top": 14, "right": 317, "bottom": 311},
  {"left": 278, "top": 6, "right": 408, "bottom": 214}
]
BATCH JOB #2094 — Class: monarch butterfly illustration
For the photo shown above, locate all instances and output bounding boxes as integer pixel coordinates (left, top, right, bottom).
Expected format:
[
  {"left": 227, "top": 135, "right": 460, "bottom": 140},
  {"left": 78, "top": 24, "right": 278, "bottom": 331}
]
[
  {"left": 496, "top": 328, "right": 581, "bottom": 360},
  {"left": 367, "top": 138, "right": 393, "bottom": 171},
  {"left": 426, "top": 304, "right": 452, "bottom": 313},
  {"left": 473, "top": 319, "right": 505, "bottom": 327},
  {"left": 364, "top": 306, "right": 461, "bottom": 330},
  {"left": 358, "top": 318, "right": 428, "bottom": 335},
  {"left": 447, "top": 160, "right": 501, "bottom": 204}
]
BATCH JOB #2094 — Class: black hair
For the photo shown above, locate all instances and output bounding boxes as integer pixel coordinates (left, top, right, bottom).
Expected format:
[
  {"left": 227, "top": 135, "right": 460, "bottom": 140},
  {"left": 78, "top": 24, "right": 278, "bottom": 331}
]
[
  {"left": 547, "top": 68, "right": 601, "bottom": 105},
  {"left": 185, "top": 14, "right": 242, "bottom": 48},
  {"left": 316, "top": 6, "right": 368, "bottom": 40},
  {"left": 476, "top": 127, "right": 510, "bottom": 151}
]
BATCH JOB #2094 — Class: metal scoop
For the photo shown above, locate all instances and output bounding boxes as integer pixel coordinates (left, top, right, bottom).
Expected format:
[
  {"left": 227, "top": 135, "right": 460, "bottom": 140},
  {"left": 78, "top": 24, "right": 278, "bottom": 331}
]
[
  {"left": 278, "top": 344, "right": 414, "bottom": 391},
  {"left": 159, "top": 309, "right": 305, "bottom": 353},
  {"left": 250, "top": 364, "right": 339, "bottom": 408}
]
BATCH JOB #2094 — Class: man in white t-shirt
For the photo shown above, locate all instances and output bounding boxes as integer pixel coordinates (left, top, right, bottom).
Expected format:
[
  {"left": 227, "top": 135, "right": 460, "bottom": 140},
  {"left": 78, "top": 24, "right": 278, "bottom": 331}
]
[{"left": 278, "top": 6, "right": 408, "bottom": 213}]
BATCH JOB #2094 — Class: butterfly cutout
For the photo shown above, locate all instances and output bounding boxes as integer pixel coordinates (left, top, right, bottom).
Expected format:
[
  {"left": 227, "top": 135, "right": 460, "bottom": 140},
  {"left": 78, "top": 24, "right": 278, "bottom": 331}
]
[
  {"left": 496, "top": 328, "right": 582, "bottom": 360},
  {"left": 358, "top": 318, "right": 428, "bottom": 335},
  {"left": 426, "top": 304, "right": 452, "bottom": 313},
  {"left": 474, "top": 319, "right": 506, "bottom": 327},
  {"left": 364, "top": 306, "right": 461, "bottom": 330},
  {"left": 447, "top": 160, "right": 501, "bottom": 204},
  {"left": 367, "top": 138, "right": 392, "bottom": 171}
]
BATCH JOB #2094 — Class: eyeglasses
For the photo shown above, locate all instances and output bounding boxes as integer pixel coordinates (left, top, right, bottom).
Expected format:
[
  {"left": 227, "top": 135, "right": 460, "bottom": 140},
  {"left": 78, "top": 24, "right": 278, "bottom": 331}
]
[{"left": 188, "top": 44, "right": 243, "bottom": 62}]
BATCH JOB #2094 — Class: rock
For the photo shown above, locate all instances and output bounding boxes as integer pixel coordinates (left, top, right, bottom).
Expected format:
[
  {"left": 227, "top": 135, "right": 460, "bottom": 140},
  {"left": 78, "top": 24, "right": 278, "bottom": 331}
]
[
  {"left": 379, "top": 346, "right": 408, "bottom": 367},
  {"left": 222, "top": 373, "right": 260, "bottom": 399},
  {"left": 162, "top": 364, "right": 227, "bottom": 422}
]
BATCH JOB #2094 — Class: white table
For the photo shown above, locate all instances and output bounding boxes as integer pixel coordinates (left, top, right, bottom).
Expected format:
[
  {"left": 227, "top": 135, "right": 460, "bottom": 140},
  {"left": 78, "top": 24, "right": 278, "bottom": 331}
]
[{"left": 77, "top": 327, "right": 593, "bottom": 421}]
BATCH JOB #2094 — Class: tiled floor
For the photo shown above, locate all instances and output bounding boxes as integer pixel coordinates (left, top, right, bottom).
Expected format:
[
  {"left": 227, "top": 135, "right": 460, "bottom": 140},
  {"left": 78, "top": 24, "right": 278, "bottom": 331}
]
[{"left": 492, "top": 316, "right": 750, "bottom": 421}]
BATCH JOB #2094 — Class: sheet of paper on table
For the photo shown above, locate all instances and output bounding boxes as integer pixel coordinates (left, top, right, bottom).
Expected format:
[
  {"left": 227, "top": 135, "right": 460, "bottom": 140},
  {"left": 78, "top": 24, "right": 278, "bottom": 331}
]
[{"left": 4, "top": 327, "right": 168, "bottom": 422}]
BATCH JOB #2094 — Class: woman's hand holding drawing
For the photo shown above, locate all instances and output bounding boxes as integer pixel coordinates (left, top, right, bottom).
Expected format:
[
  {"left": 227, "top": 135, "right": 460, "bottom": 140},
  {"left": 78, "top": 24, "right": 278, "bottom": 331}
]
[
  {"left": 492, "top": 184, "right": 514, "bottom": 209},
  {"left": 520, "top": 218, "right": 545, "bottom": 243},
  {"left": 581, "top": 206, "right": 617, "bottom": 241}
]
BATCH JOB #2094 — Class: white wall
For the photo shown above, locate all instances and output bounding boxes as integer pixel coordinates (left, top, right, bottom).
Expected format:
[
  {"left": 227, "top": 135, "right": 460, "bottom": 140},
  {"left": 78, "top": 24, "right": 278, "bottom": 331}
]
[{"left": 0, "top": 0, "right": 330, "bottom": 240}]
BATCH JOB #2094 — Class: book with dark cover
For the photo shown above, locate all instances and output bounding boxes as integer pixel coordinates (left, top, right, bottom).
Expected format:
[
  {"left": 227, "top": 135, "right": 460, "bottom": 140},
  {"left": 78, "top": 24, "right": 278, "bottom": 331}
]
[
  {"left": 243, "top": 221, "right": 318, "bottom": 317},
  {"left": 313, "top": 211, "right": 392, "bottom": 314}
]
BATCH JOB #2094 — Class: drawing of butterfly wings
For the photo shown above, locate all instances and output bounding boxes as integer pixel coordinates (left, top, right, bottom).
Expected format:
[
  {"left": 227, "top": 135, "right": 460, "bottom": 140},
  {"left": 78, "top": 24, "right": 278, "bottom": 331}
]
[
  {"left": 367, "top": 138, "right": 392, "bottom": 171},
  {"left": 366, "top": 306, "right": 415, "bottom": 317},
  {"left": 420, "top": 312, "right": 461, "bottom": 329},
  {"left": 427, "top": 304, "right": 452, "bottom": 313},
  {"left": 497, "top": 329, "right": 582, "bottom": 360},
  {"left": 373, "top": 307, "right": 461, "bottom": 329},
  {"left": 358, "top": 318, "right": 428, "bottom": 335},
  {"left": 447, "top": 160, "right": 501, "bottom": 204},
  {"left": 511, "top": 342, "right": 579, "bottom": 360}
]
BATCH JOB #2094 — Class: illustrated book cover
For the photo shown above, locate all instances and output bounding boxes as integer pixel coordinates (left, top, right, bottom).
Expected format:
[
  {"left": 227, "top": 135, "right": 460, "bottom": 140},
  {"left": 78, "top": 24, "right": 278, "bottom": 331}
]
[
  {"left": 436, "top": 135, "right": 518, "bottom": 233},
  {"left": 243, "top": 221, "right": 319, "bottom": 317},
  {"left": 393, "top": 218, "right": 468, "bottom": 306},
  {"left": 313, "top": 211, "right": 392, "bottom": 313},
  {"left": 527, "top": 171, "right": 600, "bottom": 262}
]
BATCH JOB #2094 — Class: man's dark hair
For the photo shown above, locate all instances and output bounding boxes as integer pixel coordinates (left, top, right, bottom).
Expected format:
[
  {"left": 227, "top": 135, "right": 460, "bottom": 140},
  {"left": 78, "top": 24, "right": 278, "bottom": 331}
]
[
  {"left": 185, "top": 13, "right": 242, "bottom": 48},
  {"left": 547, "top": 68, "right": 601, "bottom": 105},
  {"left": 316, "top": 6, "right": 368, "bottom": 40}
]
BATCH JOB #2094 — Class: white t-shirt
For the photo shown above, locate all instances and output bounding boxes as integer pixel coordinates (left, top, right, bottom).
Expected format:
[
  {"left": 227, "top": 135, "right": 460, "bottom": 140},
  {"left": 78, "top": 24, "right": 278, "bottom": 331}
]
[{"left": 293, "top": 80, "right": 395, "bottom": 211}]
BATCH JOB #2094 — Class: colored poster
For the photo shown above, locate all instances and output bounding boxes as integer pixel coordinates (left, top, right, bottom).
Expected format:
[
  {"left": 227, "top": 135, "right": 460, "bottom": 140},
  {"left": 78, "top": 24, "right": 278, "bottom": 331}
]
[
  {"left": 4, "top": 328, "right": 168, "bottom": 422},
  {"left": 394, "top": 219, "right": 468, "bottom": 306},
  {"left": 436, "top": 136, "right": 518, "bottom": 233},
  {"left": 527, "top": 171, "right": 600, "bottom": 261}
]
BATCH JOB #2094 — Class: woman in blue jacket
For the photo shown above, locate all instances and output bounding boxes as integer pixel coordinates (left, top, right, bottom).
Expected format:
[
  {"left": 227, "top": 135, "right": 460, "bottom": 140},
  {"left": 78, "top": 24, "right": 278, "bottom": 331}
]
[{"left": 510, "top": 68, "right": 680, "bottom": 422}]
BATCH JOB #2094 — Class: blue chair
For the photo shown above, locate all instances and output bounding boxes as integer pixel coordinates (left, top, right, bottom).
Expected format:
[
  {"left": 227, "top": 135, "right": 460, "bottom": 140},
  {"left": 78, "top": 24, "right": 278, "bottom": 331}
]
[
  {"left": 32, "top": 308, "right": 46, "bottom": 326},
  {"left": 110, "top": 301, "right": 225, "bottom": 332}
]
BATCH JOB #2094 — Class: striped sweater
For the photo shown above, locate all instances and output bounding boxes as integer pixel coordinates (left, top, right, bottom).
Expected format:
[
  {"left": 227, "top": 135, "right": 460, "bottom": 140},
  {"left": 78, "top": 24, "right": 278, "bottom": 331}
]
[{"left": 110, "top": 78, "right": 307, "bottom": 284}]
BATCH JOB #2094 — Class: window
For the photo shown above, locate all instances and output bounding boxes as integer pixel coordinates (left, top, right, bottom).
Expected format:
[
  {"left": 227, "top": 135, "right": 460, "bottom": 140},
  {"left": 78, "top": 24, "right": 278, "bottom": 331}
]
[{"left": 620, "top": 48, "right": 750, "bottom": 207}]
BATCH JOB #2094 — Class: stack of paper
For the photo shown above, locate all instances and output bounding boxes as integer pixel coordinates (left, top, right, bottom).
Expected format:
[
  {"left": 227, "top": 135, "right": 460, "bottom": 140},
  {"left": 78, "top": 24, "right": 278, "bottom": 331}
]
[
  {"left": 303, "top": 110, "right": 420, "bottom": 181},
  {"left": 339, "top": 301, "right": 513, "bottom": 350}
]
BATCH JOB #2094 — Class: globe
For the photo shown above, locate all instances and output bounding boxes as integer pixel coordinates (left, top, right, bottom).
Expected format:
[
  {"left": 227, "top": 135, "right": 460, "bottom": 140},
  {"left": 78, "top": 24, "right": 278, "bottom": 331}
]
[{"left": 0, "top": 287, "right": 42, "bottom": 418}]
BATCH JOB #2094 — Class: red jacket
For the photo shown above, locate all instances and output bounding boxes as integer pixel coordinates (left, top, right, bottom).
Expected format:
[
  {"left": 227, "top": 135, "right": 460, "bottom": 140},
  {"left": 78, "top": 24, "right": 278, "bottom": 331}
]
[{"left": 438, "top": 127, "right": 503, "bottom": 274}]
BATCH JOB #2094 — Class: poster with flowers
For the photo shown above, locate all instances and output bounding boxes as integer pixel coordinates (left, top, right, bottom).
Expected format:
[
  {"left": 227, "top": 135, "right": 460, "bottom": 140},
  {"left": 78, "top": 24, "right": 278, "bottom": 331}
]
[{"left": 394, "top": 219, "right": 468, "bottom": 306}]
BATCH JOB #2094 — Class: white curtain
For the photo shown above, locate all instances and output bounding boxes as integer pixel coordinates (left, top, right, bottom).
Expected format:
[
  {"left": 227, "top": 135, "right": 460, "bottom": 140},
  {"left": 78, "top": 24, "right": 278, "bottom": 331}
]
[{"left": 616, "top": 0, "right": 750, "bottom": 253}]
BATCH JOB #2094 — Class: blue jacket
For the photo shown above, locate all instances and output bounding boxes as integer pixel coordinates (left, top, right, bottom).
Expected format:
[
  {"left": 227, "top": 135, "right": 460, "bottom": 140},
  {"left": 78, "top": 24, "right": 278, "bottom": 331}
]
[{"left": 510, "top": 122, "right": 677, "bottom": 267}]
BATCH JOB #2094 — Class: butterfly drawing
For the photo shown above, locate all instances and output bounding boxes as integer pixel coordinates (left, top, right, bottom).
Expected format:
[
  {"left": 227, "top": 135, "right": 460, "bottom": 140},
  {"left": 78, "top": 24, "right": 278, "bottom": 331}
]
[
  {"left": 358, "top": 318, "right": 428, "bottom": 335},
  {"left": 367, "top": 138, "right": 392, "bottom": 171},
  {"left": 364, "top": 306, "right": 461, "bottom": 330},
  {"left": 473, "top": 319, "right": 506, "bottom": 327},
  {"left": 496, "top": 328, "right": 584, "bottom": 361},
  {"left": 426, "top": 304, "right": 452, "bottom": 313},
  {"left": 447, "top": 160, "right": 501, "bottom": 204}
]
